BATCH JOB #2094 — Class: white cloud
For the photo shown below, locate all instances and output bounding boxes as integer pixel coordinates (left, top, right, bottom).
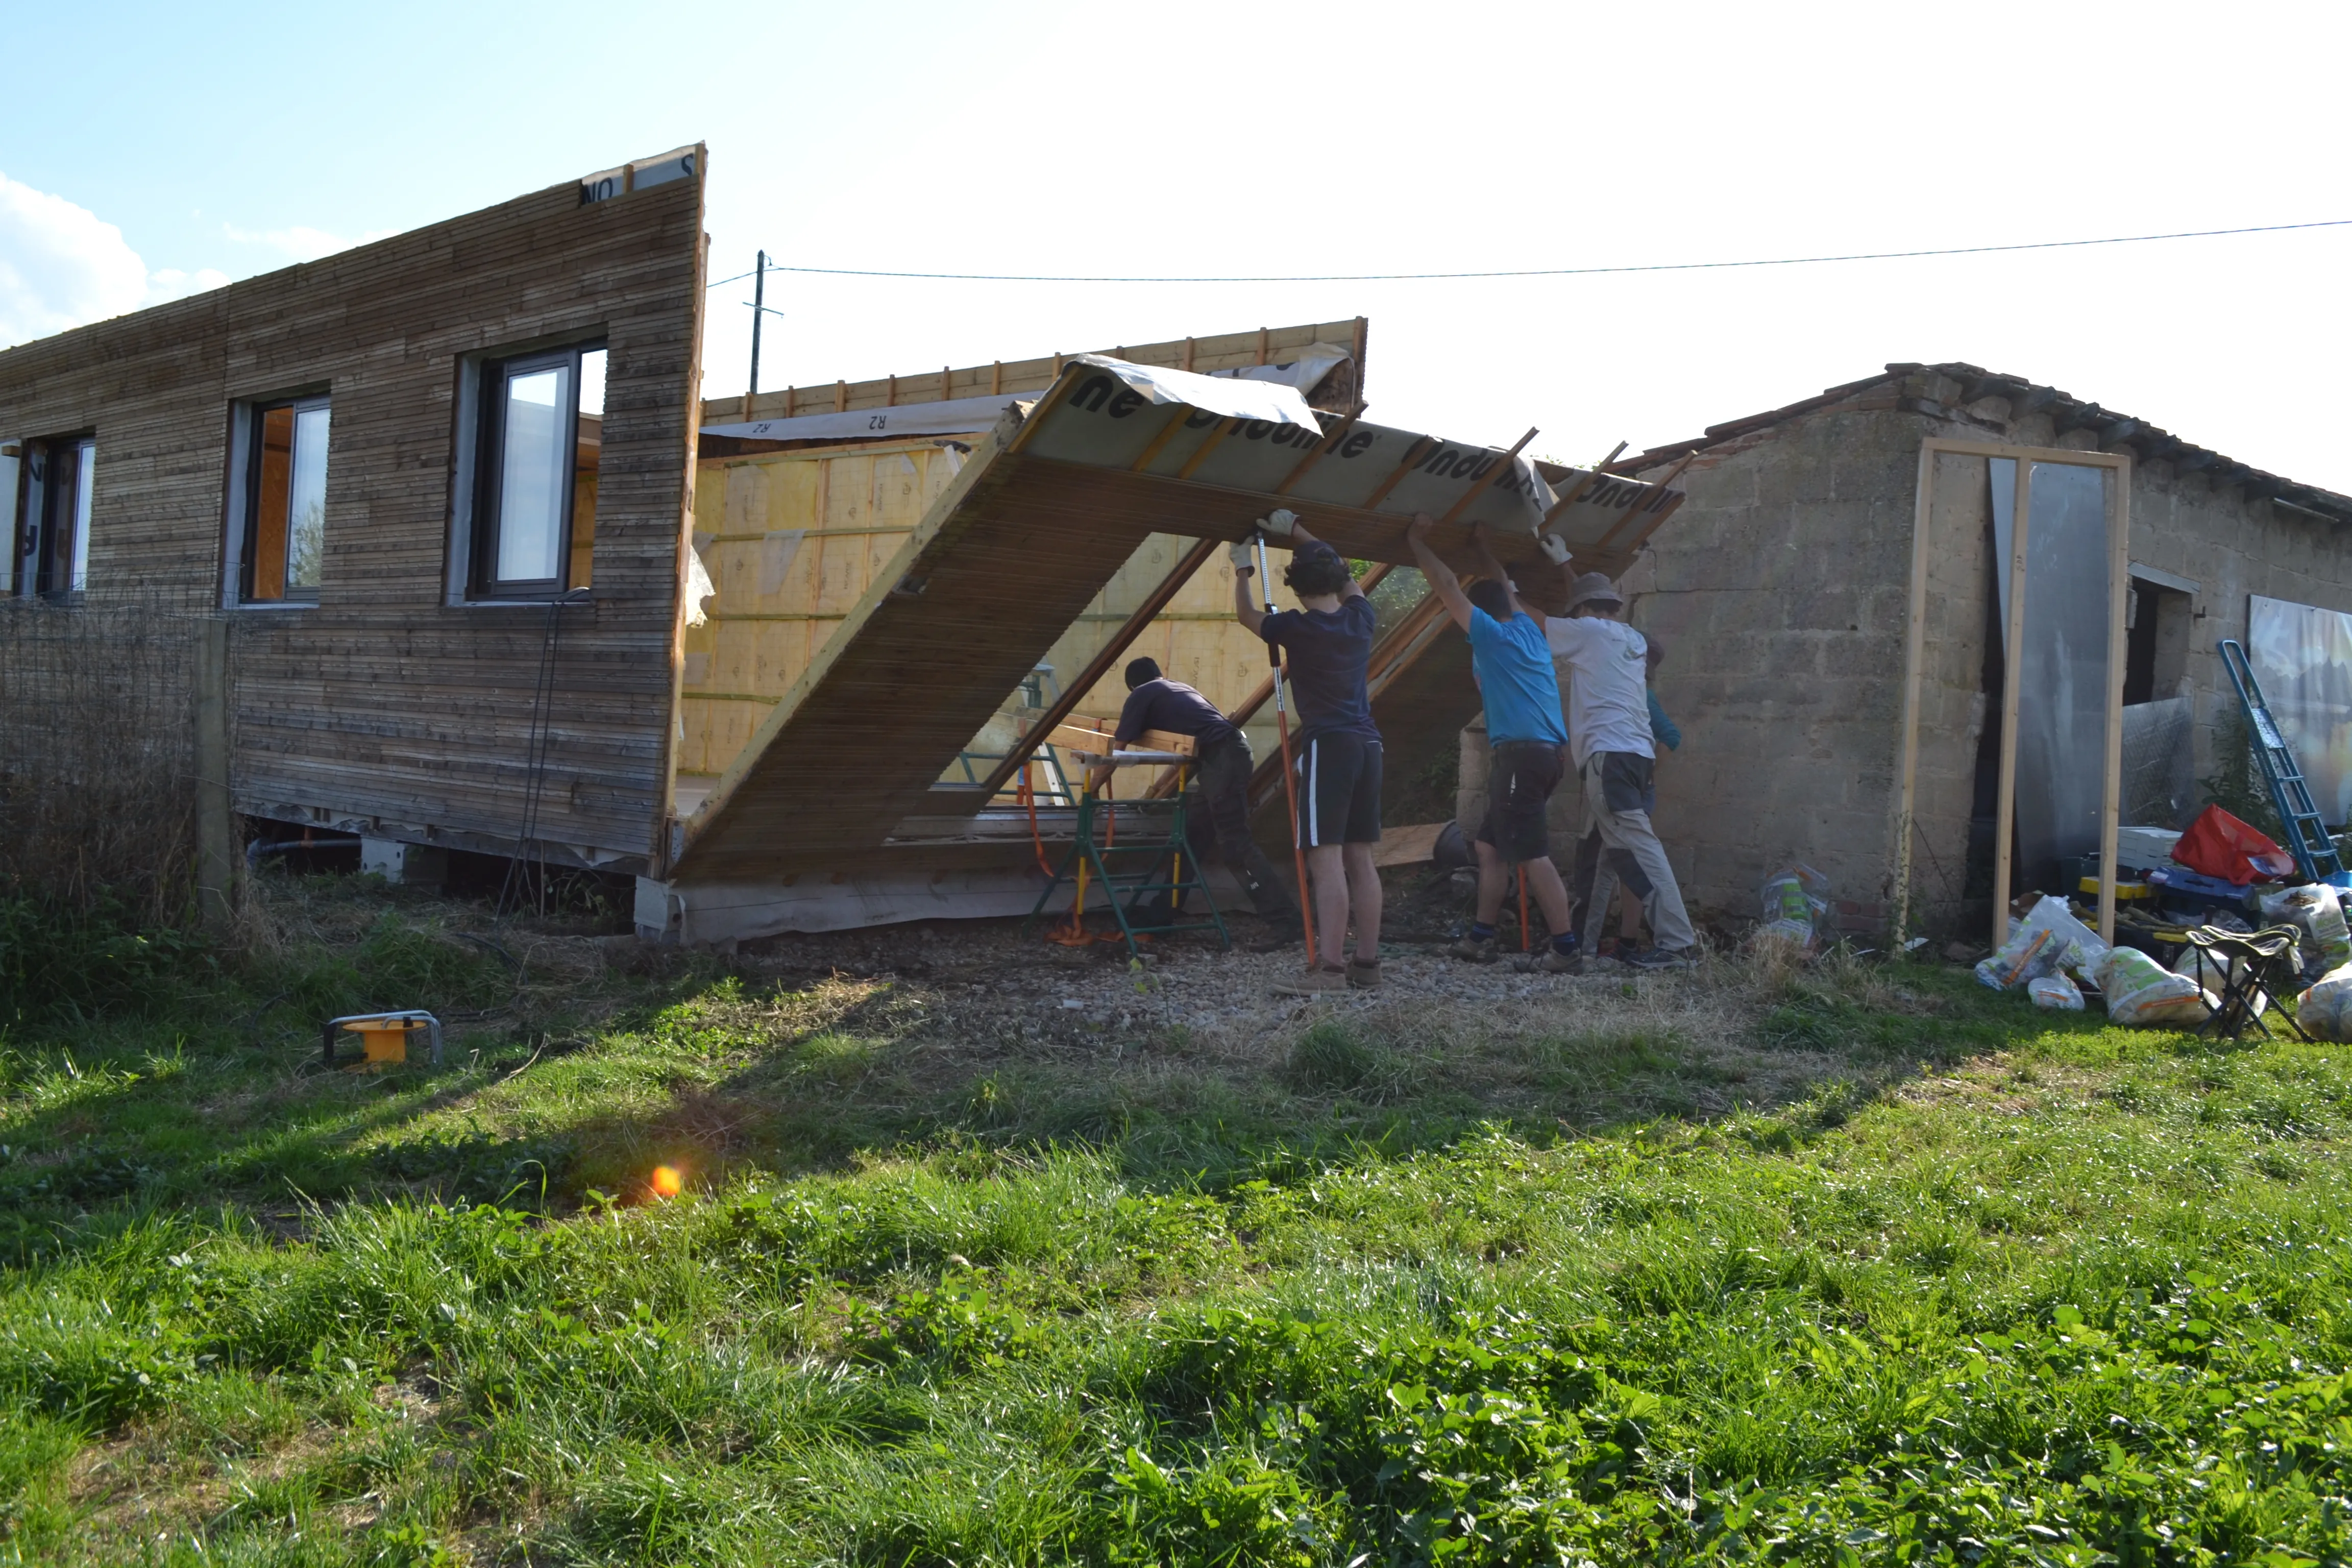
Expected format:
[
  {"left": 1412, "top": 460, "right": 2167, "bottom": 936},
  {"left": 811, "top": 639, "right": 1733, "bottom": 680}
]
[
  {"left": 224, "top": 222, "right": 399, "bottom": 262},
  {"left": 0, "top": 172, "right": 232, "bottom": 349}
]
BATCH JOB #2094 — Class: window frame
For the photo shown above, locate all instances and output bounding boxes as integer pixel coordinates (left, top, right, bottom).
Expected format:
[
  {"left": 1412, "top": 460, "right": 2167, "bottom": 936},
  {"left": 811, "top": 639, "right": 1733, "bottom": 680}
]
[
  {"left": 466, "top": 339, "right": 604, "bottom": 602},
  {"left": 8, "top": 433, "right": 94, "bottom": 602},
  {"left": 233, "top": 393, "right": 333, "bottom": 606}
]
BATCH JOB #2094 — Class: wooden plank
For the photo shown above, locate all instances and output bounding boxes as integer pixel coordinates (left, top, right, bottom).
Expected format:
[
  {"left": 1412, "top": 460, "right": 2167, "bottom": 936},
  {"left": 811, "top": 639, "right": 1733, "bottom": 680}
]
[{"left": 1991, "top": 454, "right": 2032, "bottom": 952}]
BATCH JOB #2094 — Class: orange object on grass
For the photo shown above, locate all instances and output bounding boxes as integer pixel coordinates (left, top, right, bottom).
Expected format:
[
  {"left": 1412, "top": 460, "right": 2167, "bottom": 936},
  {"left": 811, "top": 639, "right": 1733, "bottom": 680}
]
[{"left": 650, "top": 1165, "right": 684, "bottom": 1199}]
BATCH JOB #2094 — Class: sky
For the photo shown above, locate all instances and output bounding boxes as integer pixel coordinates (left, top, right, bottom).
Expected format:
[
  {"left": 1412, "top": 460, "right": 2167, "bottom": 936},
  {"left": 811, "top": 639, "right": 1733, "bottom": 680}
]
[{"left": 3, "top": 1, "right": 2348, "bottom": 486}]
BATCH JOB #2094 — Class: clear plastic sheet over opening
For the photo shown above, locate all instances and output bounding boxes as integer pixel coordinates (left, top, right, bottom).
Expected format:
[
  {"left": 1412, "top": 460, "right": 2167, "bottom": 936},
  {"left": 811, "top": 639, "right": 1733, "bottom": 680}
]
[
  {"left": 2248, "top": 594, "right": 2352, "bottom": 828},
  {"left": 1991, "top": 458, "right": 2113, "bottom": 892}
]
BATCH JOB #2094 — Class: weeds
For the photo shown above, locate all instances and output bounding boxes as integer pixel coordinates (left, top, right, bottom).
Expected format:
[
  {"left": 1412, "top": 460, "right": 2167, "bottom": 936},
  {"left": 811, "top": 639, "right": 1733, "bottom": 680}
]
[{"left": 4, "top": 879, "right": 2351, "bottom": 1563}]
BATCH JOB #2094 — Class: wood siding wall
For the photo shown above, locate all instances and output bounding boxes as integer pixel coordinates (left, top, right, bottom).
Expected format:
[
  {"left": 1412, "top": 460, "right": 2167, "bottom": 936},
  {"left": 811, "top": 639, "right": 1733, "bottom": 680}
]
[{"left": 0, "top": 164, "right": 707, "bottom": 872}]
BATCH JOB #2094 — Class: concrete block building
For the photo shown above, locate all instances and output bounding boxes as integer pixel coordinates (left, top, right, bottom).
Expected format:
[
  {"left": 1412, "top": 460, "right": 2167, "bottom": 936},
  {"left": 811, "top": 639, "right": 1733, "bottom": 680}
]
[{"left": 1603, "top": 363, "right": 2352, "bottom": 939}]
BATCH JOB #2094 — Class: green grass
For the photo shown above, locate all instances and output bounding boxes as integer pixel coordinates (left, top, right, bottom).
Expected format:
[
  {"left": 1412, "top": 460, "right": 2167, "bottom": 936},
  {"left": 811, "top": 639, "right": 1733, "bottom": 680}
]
[{"left": 3, "top": 879, "right": 2350, "bottom": 1564}]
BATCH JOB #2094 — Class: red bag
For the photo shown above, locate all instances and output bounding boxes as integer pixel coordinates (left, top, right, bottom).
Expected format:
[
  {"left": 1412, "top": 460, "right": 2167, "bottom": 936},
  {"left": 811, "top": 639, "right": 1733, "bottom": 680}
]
[{"left": 2171, "top": 804, "right": 2296, "bottom": 884}]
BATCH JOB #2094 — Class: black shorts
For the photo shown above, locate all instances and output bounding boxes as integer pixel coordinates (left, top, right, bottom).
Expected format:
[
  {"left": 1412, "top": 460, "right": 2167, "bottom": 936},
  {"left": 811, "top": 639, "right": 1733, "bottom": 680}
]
[
  {"left": 1475, "top": 740, "right": 1564, "bottom": 863},
  {"left": 1295, "top": 731, "right": 1383, "bottom": 847}
]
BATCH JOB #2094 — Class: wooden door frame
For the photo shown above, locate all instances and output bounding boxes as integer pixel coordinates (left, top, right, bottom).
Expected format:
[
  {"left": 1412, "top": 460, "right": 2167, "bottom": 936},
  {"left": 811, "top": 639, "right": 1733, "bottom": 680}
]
[{"left": 1893, "top": 437, "right": 2132, "bottom": 949}]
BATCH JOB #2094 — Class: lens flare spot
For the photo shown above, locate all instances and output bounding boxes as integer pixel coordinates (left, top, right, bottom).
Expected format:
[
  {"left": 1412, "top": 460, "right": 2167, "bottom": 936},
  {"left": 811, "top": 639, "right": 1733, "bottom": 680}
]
[{"left": 650, "top": 1165, "right": 684, "bottom": 1199}]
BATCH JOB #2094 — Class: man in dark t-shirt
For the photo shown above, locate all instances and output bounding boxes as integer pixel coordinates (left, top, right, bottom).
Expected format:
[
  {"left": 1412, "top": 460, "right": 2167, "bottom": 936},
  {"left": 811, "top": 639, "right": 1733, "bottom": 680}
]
[
  {"left": 1100, "top": 657, "right": 1302, "bottom": 935},
  {"left": 1235, "top": 513, "right": 1384, "bottom": 994}
]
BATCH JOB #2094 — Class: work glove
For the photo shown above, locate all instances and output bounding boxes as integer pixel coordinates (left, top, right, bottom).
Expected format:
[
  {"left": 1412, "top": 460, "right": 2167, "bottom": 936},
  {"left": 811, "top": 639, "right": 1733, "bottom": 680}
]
[
  {"left": 1258, "top": 507, "right": 1298, "bottom": 537},
  {"left": 1537, "top": 532, "right": 1571, "bottom": 566},
  {"left": 1228, "top": 540, "right": 1257, "bottom": 574}
]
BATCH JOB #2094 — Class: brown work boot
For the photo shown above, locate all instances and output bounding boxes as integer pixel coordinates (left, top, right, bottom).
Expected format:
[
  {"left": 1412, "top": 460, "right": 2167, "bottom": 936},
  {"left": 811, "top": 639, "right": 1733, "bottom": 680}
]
[
  {"left": 1271, "top": 965, "right": 1349, "bottom": 996},
  {"left": 1346, "top": 957, "right": 1382, "bottom": 990}
]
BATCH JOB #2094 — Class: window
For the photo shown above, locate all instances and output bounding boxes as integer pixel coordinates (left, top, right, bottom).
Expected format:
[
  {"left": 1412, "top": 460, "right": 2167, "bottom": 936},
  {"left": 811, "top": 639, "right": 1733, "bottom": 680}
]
[
  {"left": 8, "top": 434, "right": 94, "bottom": 600},
  {"left": 469, "top": 342, "right": 603, "bottom": 598},
  {"left": 238, "top": 397, "right": 330, "bottom": 602}
]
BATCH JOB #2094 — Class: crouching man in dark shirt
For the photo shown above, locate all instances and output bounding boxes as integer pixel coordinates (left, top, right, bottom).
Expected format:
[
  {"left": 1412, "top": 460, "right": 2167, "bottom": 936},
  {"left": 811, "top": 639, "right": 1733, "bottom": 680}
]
[{"left": 1099, "top": 656, "right": 1303, "bottom": 940}]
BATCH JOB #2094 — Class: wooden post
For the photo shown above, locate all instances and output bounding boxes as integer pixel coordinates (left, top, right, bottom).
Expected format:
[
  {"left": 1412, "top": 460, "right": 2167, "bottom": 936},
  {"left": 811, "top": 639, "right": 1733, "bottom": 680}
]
[
  {"left": 834, "top": 379, "right": 846, "bottom": 413},
  {"left": 2099, "top": 462, "right": 2133, "bottom": 943},
  {"left": 972, "top": 535, "right": 1225, "bottom": 801},
  {"left": 1256, "top": 327, "right": 1269, "bottom": 366},
  {"left": 1182, "top": 337, "right": 1196, "bottom": 373},
  {"left": 193, "top": 616, "right": 236, "bottom": 928},
  {"left": 1991, "top": 455, "right": 2032, "bottom": 952},
  {"left": 991, "top": 361, "right": 1002, "bottom": 395},
  {"left": 1892, "top": 441, "right": 1938, "bottom": 949}
]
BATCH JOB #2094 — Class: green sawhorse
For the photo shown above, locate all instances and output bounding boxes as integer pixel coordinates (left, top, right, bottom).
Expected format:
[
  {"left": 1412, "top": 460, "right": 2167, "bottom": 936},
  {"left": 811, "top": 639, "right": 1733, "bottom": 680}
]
[{"left": 1023, "top": 762, "right": 1229, "bottom": 960}]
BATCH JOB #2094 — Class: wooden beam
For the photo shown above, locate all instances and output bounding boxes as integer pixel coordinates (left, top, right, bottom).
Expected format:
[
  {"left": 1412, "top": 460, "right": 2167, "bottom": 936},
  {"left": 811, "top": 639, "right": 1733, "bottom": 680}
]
[
  {"left": 2100, "top": 459, "right": 2133, "bottom": 944},
  {"left": 1004, "top": 368, "right": 1083, "bottom": 456},
  {"left": 1892, "top": 440, "right": 1938, "bottom": 948},
  {"left": 1539, "top": 442, "right": 1629, "bottom": 527},
  {"left": 1273, "top": 408, "right": 1362, "bottom": 496},
  {"left": 1358, "top": 436, "right": 1438, "bottom": 511},
  {"left": 1990, "top": 454, "right": 2032, "bottom": 952},
  {"left": 1128, "top": 404, "right": 1195, "bottom": 473},
  {"left": 1174, "top": 416, "right": 1239, "bottom": 481},
  {"left": 1433, "top": 428, "right": 1538, "bottom": 528},
  {"left": 970, "top": 534, "right": 1224, "bottom": 801}
]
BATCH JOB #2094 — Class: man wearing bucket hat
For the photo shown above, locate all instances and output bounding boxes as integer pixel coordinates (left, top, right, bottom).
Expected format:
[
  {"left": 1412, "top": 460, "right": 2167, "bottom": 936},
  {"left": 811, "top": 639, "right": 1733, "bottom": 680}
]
[{"left": 1542, "top": 543, "right": 1698, "bottom": 969}]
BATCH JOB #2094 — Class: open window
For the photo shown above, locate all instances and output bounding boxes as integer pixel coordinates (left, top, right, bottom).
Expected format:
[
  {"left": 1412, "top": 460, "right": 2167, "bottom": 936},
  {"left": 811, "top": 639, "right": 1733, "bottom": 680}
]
[
  {"left": 468, "top": 342, "right": 603, "bottom": 599},
  {"left": 237, "top": 397, "right": 330, "bottom": 603},
  {"left": 8, "top": 434, "right": 94, "bottom": 601}
]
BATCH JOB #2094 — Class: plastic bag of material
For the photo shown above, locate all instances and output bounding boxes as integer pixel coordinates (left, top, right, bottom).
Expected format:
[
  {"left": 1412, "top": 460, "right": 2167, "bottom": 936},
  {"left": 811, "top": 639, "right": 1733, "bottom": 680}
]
[
  {"left": 2096, "top": 945, "right": 2214, "bottom": 1027},
  {"left": 1757, "top": 864, "right": 1831, "bottom": 949},
  {"left": 2172, "top": 804, "right": 2294, "bottom": 884},
  {"left": 2296, "top": 963, "right": 2352, "bottom": 1041},
  {"left": 2172, "top": 941, "right": 2274, "bottom": 1017},
  {"left": 1974, "top": 895, "right": 2110, "bottom": 990},
  {"left": 2028, "top": 973, "right": 2085, "bottom": 1011},
  {"left": 2257, "top": 884, "right": 2352, "bottom": 974}
]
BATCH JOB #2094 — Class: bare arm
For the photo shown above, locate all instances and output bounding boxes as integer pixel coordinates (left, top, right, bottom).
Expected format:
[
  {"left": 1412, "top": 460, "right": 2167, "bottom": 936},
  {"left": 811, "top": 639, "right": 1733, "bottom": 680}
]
[
  {"left": 1232, "top": 544, "right": 1268, "bottom": 637},
  {"left": 1285, "top": 521, "right": 1364, "bottom": 601},
  {"left": 1405, "top": 513, "right": 1475, "bottom": 633},
  {"left": 1467, "top": 523, "right": 1534, "bottom": 624}
]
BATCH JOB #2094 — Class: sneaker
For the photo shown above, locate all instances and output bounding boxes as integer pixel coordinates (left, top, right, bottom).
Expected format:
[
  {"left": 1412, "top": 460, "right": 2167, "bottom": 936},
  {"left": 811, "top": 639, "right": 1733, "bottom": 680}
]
[
  {"left": 1619, "top": 945, "right": 1697, "bottom": 971},
  {"left": 1447, "top": 933, "right": 1499, "bottom": 963},
  {"left": 1535, "top": 945, "right": 1584, "bottom": 974},
  {"left": 1346, "top": 957, "right": 1382, "bottom": 990},
  {"left": 1272, "top": 965, "right": 1350, "bottom": 996}
]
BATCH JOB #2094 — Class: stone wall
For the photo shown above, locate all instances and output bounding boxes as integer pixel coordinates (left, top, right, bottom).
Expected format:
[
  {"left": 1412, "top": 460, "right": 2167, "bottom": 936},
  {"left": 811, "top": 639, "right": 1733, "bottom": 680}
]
[{"left": 1603, "top": 366, "right": 2352, "bottom": 943}]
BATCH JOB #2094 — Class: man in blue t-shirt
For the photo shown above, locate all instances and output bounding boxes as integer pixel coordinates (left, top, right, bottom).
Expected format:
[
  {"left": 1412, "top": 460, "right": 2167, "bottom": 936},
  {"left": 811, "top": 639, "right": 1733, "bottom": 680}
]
[
  {"left": 1235, "top": 511, "right": 1383, "bottom": 994},
  {"left": 1406, "top": 514, "right": 1582, "bottom": 973}
]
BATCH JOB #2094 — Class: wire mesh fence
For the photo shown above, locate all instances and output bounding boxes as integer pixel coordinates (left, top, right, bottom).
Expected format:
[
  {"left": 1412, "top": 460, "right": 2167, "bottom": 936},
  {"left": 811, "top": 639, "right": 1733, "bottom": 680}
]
[{"left": 0, "top": 600, "right": 208, "bottom": 919}]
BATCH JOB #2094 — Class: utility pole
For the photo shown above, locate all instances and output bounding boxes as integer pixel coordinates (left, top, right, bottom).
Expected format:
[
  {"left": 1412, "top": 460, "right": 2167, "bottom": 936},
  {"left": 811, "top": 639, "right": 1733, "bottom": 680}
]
[{"left": 748, "top": 250, "right": 767, "bottom": 399}]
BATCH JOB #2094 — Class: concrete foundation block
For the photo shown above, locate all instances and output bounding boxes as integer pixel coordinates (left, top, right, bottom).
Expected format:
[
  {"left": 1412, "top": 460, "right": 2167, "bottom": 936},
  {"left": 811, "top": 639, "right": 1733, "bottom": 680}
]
[{"left": 361, "top": 838, "right": 447, "bottom": 887}]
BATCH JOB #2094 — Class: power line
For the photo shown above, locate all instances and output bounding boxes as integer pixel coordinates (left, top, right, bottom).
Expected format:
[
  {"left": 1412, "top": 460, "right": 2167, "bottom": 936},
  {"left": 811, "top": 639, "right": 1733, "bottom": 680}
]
[{"left": 704, "top": 217, "right": 2352, "bottom": 290}]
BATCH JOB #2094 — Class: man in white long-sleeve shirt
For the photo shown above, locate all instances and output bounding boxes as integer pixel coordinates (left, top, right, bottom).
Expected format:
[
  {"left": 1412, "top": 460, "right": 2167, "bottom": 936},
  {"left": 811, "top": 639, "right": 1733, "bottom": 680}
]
[{"left": 1543, "top": 546, "right": 1698, "bottom": 969}]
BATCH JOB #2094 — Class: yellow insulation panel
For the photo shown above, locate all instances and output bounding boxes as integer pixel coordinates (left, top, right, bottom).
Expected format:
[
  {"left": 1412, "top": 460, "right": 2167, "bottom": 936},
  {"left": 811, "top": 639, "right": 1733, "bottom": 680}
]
[{"left": 682, "top": 440, "right": 1307, "bottom": 789}]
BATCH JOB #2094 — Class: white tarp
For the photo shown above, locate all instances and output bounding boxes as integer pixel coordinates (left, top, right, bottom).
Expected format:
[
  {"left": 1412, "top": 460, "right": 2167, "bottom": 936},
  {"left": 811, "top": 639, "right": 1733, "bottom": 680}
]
[
  {"left": 1206, "top": 342, "right": 1351, "bottom": 394},
  {"left": 2249, "top": 595, "right": 2352, "bottom": 827},
  {"left": 1060, "top": 354, "right": 1322, "bottom": 431}
]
